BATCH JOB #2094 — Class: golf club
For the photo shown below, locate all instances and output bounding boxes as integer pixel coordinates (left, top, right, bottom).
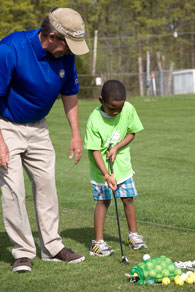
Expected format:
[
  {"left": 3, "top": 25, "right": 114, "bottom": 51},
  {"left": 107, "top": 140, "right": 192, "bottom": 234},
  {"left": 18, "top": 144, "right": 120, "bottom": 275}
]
[{"left": 108, "top": 145, "right": 129, "bottom": 264}]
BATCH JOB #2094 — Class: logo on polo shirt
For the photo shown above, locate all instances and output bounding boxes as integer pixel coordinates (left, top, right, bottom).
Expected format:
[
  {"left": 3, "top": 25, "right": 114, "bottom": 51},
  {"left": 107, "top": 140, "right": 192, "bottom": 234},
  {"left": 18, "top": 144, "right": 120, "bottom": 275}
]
[{"left": 59, "top": 69, "right": 65, "bottom": 78}]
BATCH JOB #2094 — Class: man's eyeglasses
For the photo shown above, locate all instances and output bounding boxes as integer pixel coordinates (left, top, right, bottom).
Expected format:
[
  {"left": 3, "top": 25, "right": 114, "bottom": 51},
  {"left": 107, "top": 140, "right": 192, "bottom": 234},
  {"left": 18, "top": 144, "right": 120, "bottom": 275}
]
[{"left": 55, "top": 35, "right": 66, "bottom": 44}]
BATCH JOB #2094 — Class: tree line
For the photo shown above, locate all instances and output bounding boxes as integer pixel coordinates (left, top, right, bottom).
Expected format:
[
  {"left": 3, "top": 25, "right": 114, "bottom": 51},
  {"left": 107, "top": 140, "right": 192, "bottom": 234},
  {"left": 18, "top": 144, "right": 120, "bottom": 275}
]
[{"left": 1, "top": 0, "right": 195, "bottom": 79}]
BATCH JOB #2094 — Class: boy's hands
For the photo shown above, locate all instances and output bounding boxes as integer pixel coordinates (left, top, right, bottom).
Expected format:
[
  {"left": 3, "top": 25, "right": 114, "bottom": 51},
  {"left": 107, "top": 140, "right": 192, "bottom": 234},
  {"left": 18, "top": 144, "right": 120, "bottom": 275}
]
[
  {"left": 107, "top": 133, "right": 135, "bottom": 163},
  {"left": 92, "top": 148, "right": 118, "bottom": 190},
  {"left": 107, "top": 146, "right": 117, "bottom": 190},
  {"left": 107, "top": 174, "right": 117, "bottom": 191},
  {"left": 107, "top": 146, "right": 117, "bottom": 162}
]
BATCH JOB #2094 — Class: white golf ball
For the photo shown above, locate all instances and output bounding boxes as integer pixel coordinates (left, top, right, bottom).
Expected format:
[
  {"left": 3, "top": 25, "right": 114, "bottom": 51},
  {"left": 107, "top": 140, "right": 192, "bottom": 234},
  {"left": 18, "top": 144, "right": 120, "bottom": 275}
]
[
  {"left": 181, "top": 273, "right": 187, "bottom": 281},
  {"left": 143, "top": 254, "right": 150, "bottom": 261}
]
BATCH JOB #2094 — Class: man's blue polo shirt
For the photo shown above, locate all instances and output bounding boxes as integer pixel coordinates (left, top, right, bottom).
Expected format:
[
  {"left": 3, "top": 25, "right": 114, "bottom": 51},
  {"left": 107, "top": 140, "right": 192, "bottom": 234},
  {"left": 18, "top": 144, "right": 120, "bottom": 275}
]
[{"left": 0, "top": 29, "right": 79, "bottom": 123}]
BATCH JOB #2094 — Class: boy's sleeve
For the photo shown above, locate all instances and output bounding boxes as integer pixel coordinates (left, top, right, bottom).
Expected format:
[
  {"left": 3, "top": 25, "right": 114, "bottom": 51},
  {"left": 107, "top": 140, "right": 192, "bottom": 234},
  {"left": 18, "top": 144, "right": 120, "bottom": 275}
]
[
  {"left": 84, "top": 118, "right": 102, "bottom": 150},
  {"left": 127, "top": 104, "right": 144, "bottom": 133}
]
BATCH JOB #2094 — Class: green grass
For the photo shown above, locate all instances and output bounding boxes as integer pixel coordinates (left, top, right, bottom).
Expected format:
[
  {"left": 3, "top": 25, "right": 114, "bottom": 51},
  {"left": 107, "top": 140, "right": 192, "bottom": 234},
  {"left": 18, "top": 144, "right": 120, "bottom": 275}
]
[{"left": 0, "top": 95, "right": 195, "bottom": 291}]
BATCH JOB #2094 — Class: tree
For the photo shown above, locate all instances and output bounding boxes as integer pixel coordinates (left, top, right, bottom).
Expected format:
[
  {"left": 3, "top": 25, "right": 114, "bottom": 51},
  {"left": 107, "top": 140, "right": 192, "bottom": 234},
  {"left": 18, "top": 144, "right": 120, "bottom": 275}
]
[
  {"left": 0, "top": 0, "right": 195, "bottom": 78},
  {"left": 0, "top": 0, "right": 37, "bottom": 39}
]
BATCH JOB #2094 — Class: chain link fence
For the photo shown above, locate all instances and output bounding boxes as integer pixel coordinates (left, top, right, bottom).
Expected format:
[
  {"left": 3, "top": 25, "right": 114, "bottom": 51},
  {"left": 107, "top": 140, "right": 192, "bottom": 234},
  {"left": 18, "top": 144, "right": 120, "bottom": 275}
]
[{"left": 78, "top": 70, "right": 176, "bottom": 98}]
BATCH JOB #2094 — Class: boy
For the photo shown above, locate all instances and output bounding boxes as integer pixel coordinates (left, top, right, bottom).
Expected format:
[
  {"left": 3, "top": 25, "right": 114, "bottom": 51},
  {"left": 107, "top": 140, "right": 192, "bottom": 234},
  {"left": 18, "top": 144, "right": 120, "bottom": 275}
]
[{"left": 84, "top": 80, "right": 147, "bottom": 256}]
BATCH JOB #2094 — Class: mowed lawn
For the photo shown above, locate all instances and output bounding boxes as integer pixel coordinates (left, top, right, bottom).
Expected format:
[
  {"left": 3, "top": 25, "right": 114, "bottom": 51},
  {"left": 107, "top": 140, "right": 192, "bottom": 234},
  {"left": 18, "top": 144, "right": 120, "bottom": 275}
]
[{"left": 0, "top": 94, "right": 195, "bottom": 292}]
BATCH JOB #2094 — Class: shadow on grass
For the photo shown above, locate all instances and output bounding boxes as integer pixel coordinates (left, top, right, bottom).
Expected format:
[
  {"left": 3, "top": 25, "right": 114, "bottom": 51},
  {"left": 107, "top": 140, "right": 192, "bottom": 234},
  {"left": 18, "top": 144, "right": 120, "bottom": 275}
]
[
  {"left": 0, "top": 227, "right": 129, "bottom": 264},
  {"left": 0, "top": 231, "right": 43, "bottom": 263},
  {"left": 0, "top": 232, "right": 13, "bottom": 264},
  {"left": 60, "top": 227, "right": 129, "bottom": 249}
]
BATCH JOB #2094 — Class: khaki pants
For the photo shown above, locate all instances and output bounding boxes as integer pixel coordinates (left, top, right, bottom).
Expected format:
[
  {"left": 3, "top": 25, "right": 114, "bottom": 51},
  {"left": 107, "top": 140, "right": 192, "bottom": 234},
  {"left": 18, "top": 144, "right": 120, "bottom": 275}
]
[{"left": 0, "top": 117, "right": 64, "bottom": 260}]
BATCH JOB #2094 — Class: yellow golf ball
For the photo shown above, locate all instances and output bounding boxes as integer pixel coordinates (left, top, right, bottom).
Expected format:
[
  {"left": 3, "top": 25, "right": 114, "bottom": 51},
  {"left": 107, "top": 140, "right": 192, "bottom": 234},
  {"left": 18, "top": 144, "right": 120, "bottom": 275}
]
[
  {"left": 162, "top": 277, "right": 170, "bottom": 285},
  {"left": 186, "top": 273, "right": 195, "bottom": 284},
  {"left": 174, "top": 276, "right": 184, "bottom": 286}
]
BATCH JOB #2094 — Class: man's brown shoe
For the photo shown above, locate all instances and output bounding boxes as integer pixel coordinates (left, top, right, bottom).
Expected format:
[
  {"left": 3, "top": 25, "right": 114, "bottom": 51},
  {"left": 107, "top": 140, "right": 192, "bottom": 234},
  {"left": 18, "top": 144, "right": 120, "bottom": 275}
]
[
  {"left": 43, "top": 248, "right": 85, "bottom": 264},
  {"left": 12, "top": 257, "right": 32, "bottom": 272}
]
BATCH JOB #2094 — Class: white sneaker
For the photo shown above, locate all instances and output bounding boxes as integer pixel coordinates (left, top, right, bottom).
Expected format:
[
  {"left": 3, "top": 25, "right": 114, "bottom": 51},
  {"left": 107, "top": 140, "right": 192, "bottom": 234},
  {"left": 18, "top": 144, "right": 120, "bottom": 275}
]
[
  {"left": 90, "top": 240, "right": 114, "bottom": 256},
  {"left": 128, "top": 233, "right": 147, "bottom": 250}
]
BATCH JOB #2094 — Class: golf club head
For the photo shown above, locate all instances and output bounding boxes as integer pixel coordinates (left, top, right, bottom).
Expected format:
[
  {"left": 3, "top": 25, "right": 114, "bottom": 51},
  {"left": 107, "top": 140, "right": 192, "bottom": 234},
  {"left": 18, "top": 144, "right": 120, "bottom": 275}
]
[
  {"left": 121, "top": 256, "right": 129, "bottom": 264},
  {"left": 125, "top": 273, "right": 140, "bottom": 283}
]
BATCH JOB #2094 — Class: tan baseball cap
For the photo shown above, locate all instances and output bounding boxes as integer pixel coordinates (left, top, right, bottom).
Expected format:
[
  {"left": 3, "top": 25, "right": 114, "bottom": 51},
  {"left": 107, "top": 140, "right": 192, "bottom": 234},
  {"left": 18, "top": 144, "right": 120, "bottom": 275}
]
[{"left": 49, "top": 8, "right": 89, "bottom": 55}]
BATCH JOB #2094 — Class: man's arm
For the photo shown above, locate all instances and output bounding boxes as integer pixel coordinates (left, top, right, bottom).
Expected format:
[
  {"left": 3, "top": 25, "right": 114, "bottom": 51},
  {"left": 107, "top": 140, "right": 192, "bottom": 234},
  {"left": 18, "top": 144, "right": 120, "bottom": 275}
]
[
  {"left": 61, "top": 94, "right": 82, "bottom": 165},
  {"left": 0, "top": 130, "right": 9, "bottom": 169}
]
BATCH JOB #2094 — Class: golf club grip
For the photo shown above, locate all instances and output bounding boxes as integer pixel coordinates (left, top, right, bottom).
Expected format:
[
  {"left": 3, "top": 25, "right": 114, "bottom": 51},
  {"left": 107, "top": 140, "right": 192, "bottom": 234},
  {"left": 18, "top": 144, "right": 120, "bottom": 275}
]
[
  {"left": 108, "top": 146, "right": 114, "bottom": 174},
  {"left": 109, "top": 157, "right": 113, "bottom": 174}
]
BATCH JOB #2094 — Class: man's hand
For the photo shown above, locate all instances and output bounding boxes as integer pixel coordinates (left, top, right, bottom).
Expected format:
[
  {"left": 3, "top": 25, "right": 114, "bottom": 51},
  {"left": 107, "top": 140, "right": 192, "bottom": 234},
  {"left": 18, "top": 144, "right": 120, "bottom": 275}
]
[
  {"left": 0, "top": 140, "right": 9, "bottom": 169},
  {"left": 61, "top": 94, "right": 82, "bottom": 165},
  {"left": 69, "top": 136, "right": 83, "bottom": 165}
]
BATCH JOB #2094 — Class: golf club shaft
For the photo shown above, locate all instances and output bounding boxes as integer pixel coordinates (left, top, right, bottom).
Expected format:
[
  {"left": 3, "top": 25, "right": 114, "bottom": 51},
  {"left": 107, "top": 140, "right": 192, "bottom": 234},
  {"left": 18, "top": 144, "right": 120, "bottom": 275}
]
[
  {"left": 113, "top": 190, "right": 125, "bottom": 258},
  {"left": 108, "top": 146, "right": 124, "bottom": 258}
]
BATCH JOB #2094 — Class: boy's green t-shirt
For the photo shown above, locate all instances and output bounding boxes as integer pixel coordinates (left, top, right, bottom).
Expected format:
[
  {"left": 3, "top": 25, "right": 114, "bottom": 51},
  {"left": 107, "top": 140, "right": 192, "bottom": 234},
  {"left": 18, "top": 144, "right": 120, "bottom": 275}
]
[{"left": 84, "top": 101, "right": 143, "bottom": 184}]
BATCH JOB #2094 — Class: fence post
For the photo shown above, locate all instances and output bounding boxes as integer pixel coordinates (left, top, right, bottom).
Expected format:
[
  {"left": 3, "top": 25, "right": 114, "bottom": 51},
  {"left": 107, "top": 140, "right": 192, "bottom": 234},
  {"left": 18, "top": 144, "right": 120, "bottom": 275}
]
[
  {"left": 92, "top": 30, "right": 98, "bottom": 76},
  {"left": 146, "top": 51, "right": 151, "bottom": 96},
  {"left": 151, "top": 71, "right": 157, "bottom": 96},
  {"left": 138, "top": 56, "right": 144, "bottom": 97}
]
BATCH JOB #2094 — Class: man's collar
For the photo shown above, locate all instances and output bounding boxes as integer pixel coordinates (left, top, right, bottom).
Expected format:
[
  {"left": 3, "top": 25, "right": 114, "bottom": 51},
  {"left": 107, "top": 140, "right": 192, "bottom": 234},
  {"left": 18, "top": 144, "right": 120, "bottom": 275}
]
[{"left": 30, "top": 29, "right": 47, "bottom": 60}]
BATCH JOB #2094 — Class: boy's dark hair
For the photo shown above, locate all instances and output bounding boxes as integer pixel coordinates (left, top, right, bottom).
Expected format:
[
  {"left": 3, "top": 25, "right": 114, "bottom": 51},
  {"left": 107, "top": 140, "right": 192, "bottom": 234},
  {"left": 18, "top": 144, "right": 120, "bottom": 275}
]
[{"left": 101, "top": 80, "right": 126, "bottom": 102}]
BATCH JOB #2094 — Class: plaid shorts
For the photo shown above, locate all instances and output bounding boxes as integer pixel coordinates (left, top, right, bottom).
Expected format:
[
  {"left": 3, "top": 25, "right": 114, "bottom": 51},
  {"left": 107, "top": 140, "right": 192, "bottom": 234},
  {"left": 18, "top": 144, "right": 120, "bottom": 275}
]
[{"left": 92, "top": 177, "right": 137, "bottom": 200}]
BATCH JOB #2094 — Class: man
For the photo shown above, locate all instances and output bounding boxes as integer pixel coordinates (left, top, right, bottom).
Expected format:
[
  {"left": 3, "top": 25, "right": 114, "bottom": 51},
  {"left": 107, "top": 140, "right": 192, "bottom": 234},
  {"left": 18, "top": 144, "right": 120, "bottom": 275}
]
[{"left": 0, "top": 7, "right": 89, "bottom": 272}]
